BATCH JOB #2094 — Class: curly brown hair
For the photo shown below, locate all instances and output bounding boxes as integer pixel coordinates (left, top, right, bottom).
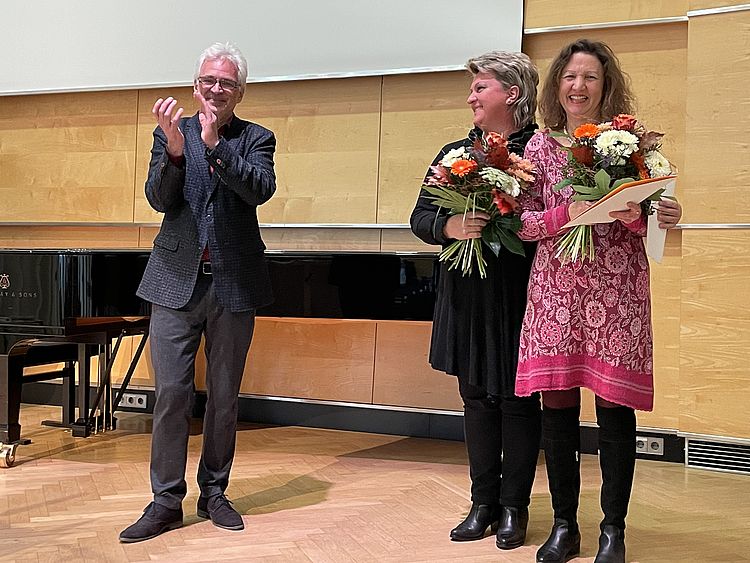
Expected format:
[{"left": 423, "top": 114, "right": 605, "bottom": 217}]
[{"left": 539, "top": 39, "right": 634, "bottom": 131}]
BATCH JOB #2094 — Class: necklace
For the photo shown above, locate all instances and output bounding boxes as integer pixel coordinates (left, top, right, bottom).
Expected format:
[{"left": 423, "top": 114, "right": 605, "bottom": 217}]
[{"left": 560, "top": 125, "right": 575, "bottom": 146}]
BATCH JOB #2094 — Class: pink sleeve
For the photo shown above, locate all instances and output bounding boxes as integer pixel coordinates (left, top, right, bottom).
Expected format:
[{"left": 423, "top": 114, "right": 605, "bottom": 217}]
[
  {"left": 518, "top": 205, "right": 571, "bottom": 241},
  {"left": 623, "top": 215, "right": 647, "bottom": 237},
  {"left": 516, "top": 134, "right": 572, "bottom": 241}
]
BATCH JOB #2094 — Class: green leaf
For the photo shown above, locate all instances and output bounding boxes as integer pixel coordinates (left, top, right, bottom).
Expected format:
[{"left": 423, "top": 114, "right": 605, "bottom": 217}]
[
  {"left": 571, "top": 184, "right": 600, "bottom": 195},
  {"left": 494, "top": 214, "right": 522, "bottom": 231},
  {"left": 572, "top": 194, "right": 601, "bottom": 201},
  {"left": 594, "top": 169, "right": 612, "bottom": 192},
  {"left": 554, "top": 178, "right": 573, "bottom": 191},
  {"left": 495, "top": 228, "right": 525, "bottom": 256},
  {"left": 611, "top": 177, "right": 636, "bottom": 189},
  {"left": 644, "top": 188, "right": 665, "bottom": 201},
  {"left": 422, "top": 186, "right": 471, "bottom": 207}
]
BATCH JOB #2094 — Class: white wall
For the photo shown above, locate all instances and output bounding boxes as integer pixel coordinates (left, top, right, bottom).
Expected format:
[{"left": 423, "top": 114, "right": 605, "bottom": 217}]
[{"left": 3, "top": 0, "right": 523, "bottom": 95}]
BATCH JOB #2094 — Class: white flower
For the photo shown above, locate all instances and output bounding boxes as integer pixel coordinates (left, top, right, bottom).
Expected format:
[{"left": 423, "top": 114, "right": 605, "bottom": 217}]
[
  {"left": 479, "top": 167, "right": 520, "bottom": 197},
  {"left": 594, "top": 130, "right": 640, "bottom": 165},
  {"left": 439, "top": 147, "right": 469, "bottom": 167},
  {"left": 644, "top": 150, "right": 672, "bottom": 177}
]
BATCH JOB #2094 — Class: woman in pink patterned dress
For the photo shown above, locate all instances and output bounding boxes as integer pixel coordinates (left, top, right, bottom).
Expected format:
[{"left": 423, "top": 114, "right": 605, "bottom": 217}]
[{"left": 514, "top": 40, "right": 682, "bottom": 563}]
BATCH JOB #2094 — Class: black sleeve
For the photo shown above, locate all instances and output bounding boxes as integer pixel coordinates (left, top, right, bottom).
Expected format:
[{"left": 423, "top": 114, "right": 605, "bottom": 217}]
[
  {"left": 206, "top": 126, "right": 276, "bottom": 207},
  {"left": 409, "top": 141, "right": 466, "bottom": 246},
  {"left": 144, "top": 126, "right": 187, "bottom": 213}
]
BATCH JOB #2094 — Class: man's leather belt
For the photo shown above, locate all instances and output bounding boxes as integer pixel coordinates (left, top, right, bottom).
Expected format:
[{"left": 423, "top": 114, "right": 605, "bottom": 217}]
[{"left": 201, "top": 262, "right": 212, "bottom": 275}]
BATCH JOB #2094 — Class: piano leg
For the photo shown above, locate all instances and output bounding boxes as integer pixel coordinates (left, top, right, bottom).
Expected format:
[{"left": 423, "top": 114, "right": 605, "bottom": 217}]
[
  {"left": 0, "top": 354, "right": 23, "bottom": 444},
  {"left": 71, "top": 344, "right": 92, "bottom": 438},
  {"left": 61, "top": 361, "right": 76, "bottom": 425},
  {"left": 0, "top": 354, "right": 30, "bottom": 468}
]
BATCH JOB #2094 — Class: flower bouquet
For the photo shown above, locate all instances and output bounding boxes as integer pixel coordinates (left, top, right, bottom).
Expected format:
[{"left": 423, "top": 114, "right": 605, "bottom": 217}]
[
  {"left": 554, "top": 114, "right": 674, "bottom": 262},
  {"left": 421, "top": 132, "right": 535, "bottom": 278}
]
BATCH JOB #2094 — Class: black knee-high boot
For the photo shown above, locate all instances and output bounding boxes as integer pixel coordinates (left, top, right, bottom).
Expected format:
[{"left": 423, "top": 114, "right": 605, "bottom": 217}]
[
  {"left": 594, "top": 405, "right": 636, "bottom": 563},
  {"left": 495, "top": 393, "right": 541, "bottom": 549},
  {"left": 536, "top": 405, "right": 581, "bottom": 563},
  {"left": 450, "top": 380, "right": 502, "bottom": 541}
]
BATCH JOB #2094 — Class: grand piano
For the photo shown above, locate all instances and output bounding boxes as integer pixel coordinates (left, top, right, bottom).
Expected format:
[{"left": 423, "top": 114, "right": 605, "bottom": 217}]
[
  {"left": 0, "top": 249, "right": 150, "bottom": 467},
  {"left": 0, "top": 248, "right": 437, "bottom": 468}
]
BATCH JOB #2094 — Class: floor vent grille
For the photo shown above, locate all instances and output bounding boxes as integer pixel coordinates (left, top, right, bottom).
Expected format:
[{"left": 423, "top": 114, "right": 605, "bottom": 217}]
[{"left": 686, "top": 438, "right": 750, "bottom": 475}]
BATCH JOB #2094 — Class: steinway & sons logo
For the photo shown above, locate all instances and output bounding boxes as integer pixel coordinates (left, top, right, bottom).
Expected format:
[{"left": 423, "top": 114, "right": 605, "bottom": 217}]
[{"left": 0, "top": 273, "right": 39, "bottom": 298}]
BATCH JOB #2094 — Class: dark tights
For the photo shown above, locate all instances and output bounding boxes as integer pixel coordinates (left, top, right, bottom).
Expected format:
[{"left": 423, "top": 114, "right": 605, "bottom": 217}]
[{"left": 542, "top": 388, "right": 621, "bottom": 410}]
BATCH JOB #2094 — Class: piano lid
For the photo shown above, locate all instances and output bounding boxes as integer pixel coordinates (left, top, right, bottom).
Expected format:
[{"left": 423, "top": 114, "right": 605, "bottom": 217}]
[{"left": 0, "top": 250, "right": 149, "bottom": 334}]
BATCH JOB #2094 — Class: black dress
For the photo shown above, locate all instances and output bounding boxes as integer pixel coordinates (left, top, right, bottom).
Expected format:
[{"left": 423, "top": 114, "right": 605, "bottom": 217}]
[{"left": 410, "top": 124, "right": 538, "bottom": 397}]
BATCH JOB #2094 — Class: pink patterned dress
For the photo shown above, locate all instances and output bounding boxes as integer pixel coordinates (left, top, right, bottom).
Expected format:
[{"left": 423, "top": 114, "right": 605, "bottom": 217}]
[{"left": 514, "top": 131, "right": 654, "bottom": 411}]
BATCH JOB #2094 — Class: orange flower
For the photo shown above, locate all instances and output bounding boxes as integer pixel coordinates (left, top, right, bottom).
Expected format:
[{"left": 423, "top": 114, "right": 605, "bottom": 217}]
[
  {"left": 450, "top": 159, "right": 478, "bottom": 177},
  {"left": 573, "top": 123, "right": 599, "bottom": 139}
]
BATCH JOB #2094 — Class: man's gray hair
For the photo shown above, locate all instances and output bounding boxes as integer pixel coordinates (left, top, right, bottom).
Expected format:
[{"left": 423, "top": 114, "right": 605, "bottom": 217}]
[{"left": 195, "top": 41, "right": 248, "bottom": 93}]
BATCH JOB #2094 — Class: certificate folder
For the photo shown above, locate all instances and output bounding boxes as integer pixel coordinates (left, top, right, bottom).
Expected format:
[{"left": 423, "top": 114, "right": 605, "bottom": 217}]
[{"left": 563, "top": 176, "right": 677, "bottom": 228}]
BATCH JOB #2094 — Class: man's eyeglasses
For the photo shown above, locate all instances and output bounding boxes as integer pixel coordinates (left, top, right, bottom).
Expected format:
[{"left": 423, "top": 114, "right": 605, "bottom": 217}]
[{"left": 197, "top": 76, "right": 240, "bottom": 91}]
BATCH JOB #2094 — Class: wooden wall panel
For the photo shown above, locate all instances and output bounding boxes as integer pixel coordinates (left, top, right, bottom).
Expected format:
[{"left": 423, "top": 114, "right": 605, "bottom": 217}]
[
  {"left": 688, "top": 0, "right": 748, "bottom": 9},
  {"left": 263, "top": 228, "right": 381, "bottom": 252},
  {"left": 0, "top": 91, "right": 138, "bottom": 222},
  {"left": 139, "top": 226, "right": 382, "bottom": 252},
  {"left": 680, "top": 230, "right": 750, "bottom": 439},
  {"left": 138, "top": 226, "right": 159, "bottom": 248},
  {"left": 0, "top": 226, "right": 140, "bottom": 248},
  {"left": 241, "top": 318, "right": 376, "bottom": 403},
  {"left": 378, "top": 71, "right": 473, "bottom": 224},
  {"left": 380, "top": 229, "right": 438, "bottom": 253},
  {"left": 681, "top": 11, "right": 750, "bottom": 223},
  {"left": 373, "top": 321, "right": 462, "bottom": 411},
  {"left": 134, "top": 78, "right": 382, "bottom": 225},
  {"left": 115, "top": 318, "right": 380, "bottom": 402},
  {"left": 524, "top": 0, "right": 687, "bottom": 28},
  {"left": 250, "top": 78, "right": 382, "bottom": 224}
]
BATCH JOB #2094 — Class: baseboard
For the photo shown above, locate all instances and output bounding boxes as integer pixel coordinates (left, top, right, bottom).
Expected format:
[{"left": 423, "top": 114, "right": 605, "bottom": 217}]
[
  {"left": 581, "top": 424, "right": 685, "bottom": 463},
  {"left": 21, "top": 381, "right": 465, "bottom": 441},
  {"left": 21, "top": 381, "right": 685, "bottom": 461}
]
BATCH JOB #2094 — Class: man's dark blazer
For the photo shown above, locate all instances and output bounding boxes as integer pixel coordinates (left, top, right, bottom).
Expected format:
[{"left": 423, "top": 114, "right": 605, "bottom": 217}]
[{"left": 137, "top": 113, "right": 276, "bottom": 313}]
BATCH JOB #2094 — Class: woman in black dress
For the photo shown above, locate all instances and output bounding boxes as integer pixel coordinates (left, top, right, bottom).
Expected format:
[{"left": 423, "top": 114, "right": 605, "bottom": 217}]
[{"left": 410, "top": 51, "right": 541, "bottom": 550}]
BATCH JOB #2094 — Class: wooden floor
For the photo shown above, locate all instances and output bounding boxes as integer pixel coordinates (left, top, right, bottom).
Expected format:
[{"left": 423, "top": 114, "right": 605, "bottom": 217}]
[{"left": 1, "top": 406, "right": 749, "bottom": 562}]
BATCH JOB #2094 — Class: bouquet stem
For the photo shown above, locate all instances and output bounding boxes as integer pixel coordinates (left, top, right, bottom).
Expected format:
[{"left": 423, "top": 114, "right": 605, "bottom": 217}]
[
  {"left": 555, "top": 225, "right": 595, "bottom": 263},
  {"left": 439, "top": 239, "right": 488, "bottom": 278}
]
